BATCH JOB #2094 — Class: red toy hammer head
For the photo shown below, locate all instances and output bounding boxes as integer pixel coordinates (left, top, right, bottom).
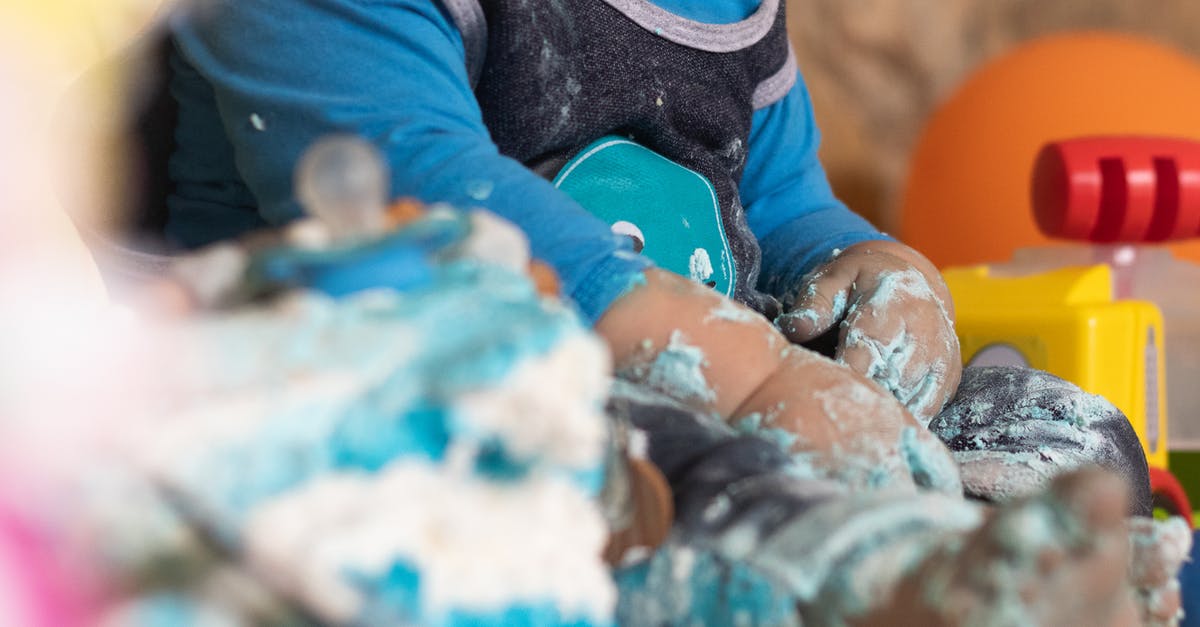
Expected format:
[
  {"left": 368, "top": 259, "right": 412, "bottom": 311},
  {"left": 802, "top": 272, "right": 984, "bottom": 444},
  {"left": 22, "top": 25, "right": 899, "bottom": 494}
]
[{"left": 1033, "top": 136, "right": 1200, "bottom": 243}]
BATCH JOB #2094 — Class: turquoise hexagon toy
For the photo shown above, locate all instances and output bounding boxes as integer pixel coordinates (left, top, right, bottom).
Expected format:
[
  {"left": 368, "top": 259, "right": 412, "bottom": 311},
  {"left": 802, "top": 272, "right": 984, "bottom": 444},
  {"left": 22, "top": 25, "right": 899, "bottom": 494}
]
[{"left": 553, "top": 136, "right": 736, "bottom": 296}]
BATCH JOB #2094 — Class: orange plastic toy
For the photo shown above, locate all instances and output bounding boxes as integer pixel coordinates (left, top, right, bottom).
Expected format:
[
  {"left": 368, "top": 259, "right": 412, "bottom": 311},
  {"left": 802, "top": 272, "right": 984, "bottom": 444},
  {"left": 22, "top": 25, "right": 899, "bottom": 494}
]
[{"left": 900, "top": 32, "right": 1200, "bottom": 268}]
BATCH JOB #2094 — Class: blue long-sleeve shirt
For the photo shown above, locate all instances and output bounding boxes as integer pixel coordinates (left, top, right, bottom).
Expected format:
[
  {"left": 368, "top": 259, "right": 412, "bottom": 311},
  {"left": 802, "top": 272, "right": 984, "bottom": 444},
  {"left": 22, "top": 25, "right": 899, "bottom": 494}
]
[{"left": 166, "top": 0, "right": 885, "bottom": 324}]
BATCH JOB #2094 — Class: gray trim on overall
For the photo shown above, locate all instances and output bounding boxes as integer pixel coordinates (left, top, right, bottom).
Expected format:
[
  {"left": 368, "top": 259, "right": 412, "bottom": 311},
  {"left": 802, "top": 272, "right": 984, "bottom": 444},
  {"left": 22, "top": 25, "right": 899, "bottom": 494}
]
[
  {"left": 751, "top": 42, "right": 796, "bottom": 109},
  {"left": 440, "top": 0, "right": 488, "bottom": 88},
  {"left": 599, "top": 0, "right": 780, "bottom": 53}
]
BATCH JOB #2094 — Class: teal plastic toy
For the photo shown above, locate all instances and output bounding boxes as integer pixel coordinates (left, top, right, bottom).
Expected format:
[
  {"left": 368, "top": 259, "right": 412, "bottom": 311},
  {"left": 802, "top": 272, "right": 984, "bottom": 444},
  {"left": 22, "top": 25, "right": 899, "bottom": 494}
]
[{"left": 553, "top": 136, "right": 736, "bottom": 296}]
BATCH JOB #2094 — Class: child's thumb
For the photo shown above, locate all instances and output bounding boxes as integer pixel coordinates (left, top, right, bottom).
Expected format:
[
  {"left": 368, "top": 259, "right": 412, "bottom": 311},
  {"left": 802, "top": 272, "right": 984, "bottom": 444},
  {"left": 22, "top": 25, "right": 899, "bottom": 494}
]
[{"left": 776, "top": 276, "right": 851, "bottom": 343}]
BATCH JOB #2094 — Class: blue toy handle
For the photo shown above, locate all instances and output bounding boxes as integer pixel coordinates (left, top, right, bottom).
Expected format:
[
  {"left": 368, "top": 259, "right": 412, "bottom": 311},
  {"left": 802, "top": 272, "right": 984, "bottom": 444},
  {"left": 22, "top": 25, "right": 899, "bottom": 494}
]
[{"left": 252, "top": 213, "right": 471, "bottom": 297}]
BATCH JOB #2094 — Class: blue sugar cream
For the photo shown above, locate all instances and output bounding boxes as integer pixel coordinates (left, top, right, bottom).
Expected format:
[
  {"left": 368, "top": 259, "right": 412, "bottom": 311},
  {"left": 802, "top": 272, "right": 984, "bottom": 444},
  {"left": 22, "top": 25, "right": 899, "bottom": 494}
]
[
  {"left": 735, "top": 412, "right": 800, "bottom": 451},
  {"left": 132, "top": 213, "right": 620, "bottom": 626},
  {"left": 616, "top": 541, "right": 799, "bottom": 626},
  {"left": 646, "top": 331, "right": 717, "bottom": 405},
  {"left": 158, "top": 262, "right": 608, "bottom": 524},
  {"left": 899, "top": 426, "right": 963, "bottom": 494},
  {"left": 619, "top": 330, "right": 718, "bottom": 406}
]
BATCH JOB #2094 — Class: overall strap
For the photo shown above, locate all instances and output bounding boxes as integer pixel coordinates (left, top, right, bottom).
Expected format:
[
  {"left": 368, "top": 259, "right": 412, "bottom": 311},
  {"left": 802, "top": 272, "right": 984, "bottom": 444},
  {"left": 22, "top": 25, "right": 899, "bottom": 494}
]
[
  {"left": 440, "top": 0, "right": 489, "bottom": 88},
  {"left": 599, "top": 0, "right": 779, "bottom": 52},
  {"left": 442, "top": 0, "right": 794, "bottom": 106}
]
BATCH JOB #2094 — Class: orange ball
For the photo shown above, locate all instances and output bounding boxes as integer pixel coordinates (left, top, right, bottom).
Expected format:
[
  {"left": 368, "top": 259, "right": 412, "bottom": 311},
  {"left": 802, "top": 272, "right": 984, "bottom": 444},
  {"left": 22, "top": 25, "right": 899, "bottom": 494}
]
[{"left": 899, "top": 32, "right": 1200, "bottom": 267}]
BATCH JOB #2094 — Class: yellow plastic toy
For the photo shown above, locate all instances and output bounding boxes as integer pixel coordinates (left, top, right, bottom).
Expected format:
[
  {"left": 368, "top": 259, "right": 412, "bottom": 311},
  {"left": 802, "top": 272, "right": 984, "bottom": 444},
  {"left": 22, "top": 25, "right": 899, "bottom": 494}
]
[{"left": 945, "top": 264, "right": 1168, "bottom": 472}]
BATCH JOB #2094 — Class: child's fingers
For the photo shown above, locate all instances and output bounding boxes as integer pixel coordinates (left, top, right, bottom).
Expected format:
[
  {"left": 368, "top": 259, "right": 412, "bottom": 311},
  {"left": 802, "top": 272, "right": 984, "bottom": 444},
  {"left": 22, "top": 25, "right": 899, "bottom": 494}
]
[
  {"left": 1128, "top": 516, "right": 1193, "bottom": 589},
  {"left": 775, "top": 265, "right": 855, "bottom": 344},
  {"left": 834, "top": 302, "right": 914, "bottom": 397},
  {"left": 835, "top": 288, "right": 958, "bottom": 424},
  {"left": 898, "top": 316, "right": 960, "bottom": 423}
]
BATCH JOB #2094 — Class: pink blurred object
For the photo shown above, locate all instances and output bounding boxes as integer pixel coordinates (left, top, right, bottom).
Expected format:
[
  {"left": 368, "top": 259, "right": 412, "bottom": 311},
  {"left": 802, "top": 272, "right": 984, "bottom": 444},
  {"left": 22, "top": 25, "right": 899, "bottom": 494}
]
[{"left": 0, "top": 494, "right": 93, "bottom": 627}]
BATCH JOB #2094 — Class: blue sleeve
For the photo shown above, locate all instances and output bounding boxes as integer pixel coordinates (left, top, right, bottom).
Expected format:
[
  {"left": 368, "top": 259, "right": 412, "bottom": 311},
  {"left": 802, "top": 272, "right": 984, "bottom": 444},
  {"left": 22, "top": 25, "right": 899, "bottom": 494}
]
[
  {"left": 740, "top": 71, "right": 892, "bottom": 300},
  {"left": 168, "top": 0, "right": 650, "bottom": 324}
]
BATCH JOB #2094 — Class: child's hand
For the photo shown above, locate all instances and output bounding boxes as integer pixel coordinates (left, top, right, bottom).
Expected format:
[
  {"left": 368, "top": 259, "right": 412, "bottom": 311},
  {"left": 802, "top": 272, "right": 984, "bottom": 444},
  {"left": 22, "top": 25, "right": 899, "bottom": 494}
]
[{"left": 776, "top": 241, "right": 962, "bottom": 423}]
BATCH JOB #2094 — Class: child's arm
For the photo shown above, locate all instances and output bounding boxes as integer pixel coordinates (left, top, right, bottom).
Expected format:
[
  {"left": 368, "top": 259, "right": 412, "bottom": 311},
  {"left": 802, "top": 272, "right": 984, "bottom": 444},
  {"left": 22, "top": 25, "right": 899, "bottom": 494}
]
[
  {"left": 170, "top": 0, "right": 650, "bottom": 324},
  {"left": 598, "top": 268, "right": 959, "bottom": 493},
  {"left": 741, "top": 71, "right": 960, "bottom": 422}
]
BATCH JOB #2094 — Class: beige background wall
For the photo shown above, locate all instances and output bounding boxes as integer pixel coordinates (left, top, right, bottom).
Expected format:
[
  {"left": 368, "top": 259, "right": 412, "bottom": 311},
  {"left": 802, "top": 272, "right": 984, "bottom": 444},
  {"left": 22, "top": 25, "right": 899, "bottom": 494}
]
[{"left": 786, "top": 0, "right": 1200, "bottom": 231}]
